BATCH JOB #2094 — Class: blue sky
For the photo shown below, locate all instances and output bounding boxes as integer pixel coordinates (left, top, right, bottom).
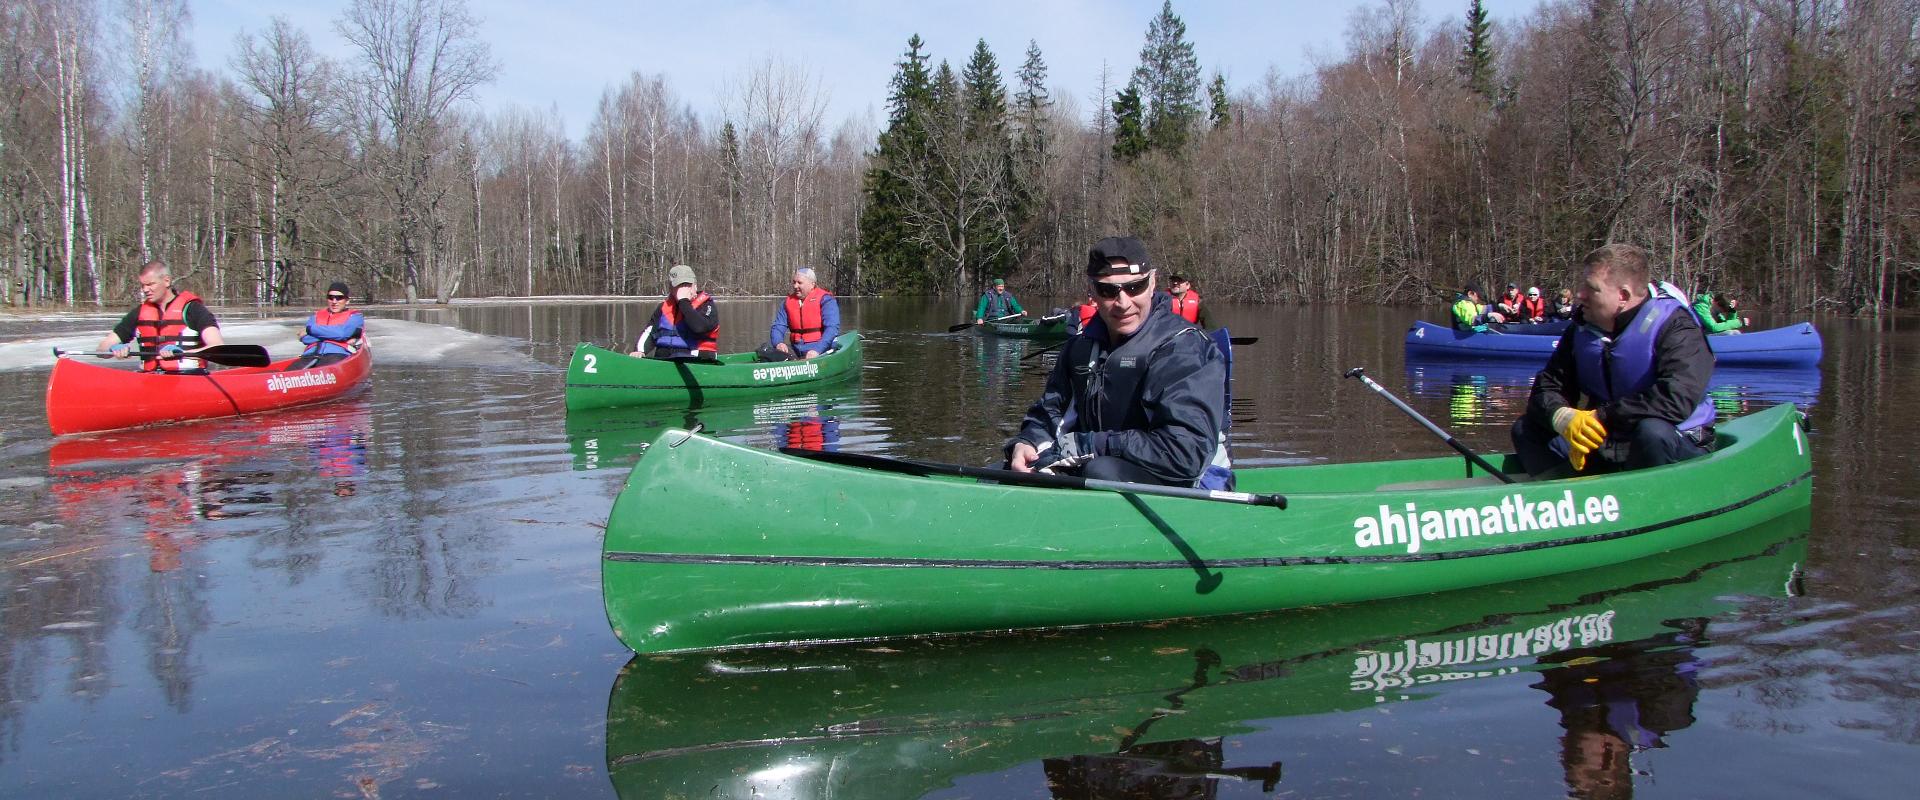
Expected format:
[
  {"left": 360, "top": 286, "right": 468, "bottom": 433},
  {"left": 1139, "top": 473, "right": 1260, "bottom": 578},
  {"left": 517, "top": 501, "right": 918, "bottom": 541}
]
[{"left": 189, "top": 0, "right": 1537, "bottom": 137}]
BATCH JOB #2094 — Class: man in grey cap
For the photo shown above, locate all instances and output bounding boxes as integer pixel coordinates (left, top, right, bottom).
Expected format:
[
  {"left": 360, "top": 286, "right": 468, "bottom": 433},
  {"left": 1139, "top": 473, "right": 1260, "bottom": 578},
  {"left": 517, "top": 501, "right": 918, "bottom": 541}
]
[
  {"left": 1005, "top": 236, "right": 1234, "bottom": 490},
  {"left": 634, "top": 264, "right": 720, "bottom": 360}
]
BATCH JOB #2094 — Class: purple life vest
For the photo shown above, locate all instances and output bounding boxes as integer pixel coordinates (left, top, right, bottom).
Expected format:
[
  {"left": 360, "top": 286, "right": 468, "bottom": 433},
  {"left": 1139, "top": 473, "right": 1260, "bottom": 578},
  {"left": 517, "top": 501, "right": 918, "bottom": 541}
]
[{"left": 1570, "top": 296, "right": 1716, "bottom": 433}]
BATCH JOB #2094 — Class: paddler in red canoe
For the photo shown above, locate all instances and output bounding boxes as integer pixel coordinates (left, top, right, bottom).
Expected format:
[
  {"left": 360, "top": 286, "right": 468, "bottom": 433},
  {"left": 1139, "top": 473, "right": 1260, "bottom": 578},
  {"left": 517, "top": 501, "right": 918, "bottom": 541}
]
[{"left": 94, "top": 260, "right": 227, "bottom": 373}]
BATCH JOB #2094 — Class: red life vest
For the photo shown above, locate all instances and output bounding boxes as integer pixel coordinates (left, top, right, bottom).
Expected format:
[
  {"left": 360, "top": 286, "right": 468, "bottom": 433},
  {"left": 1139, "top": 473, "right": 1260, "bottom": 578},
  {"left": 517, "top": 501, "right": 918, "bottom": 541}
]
[
  {"left": 783, "top": 287, "right": 830, "bottom": 345},
  {"left": 1075, "top": 302, "right": 1097, "bottom": 329},
  {"left": 304, "top": 307, "right": 364, "bottom": 354},
  {"left": 1519, "top": 295, "right": 1546, "bottom": 320},
  {"left": 655, "top": 293, "right": 719, "bottom": 354},
  {"left": 135, "top": 290, "right": 205, "bottom": 372},
  {"left": 1169, "top": 289, "right": 1202, "bottom": 324}
]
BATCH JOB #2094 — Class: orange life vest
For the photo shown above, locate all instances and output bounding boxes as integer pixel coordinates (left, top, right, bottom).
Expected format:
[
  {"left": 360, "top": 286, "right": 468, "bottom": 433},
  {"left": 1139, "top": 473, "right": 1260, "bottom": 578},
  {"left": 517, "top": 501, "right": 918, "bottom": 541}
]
[
  {"left": 656, "top": 293, "right": 719, "bottom": 354},
  {"left": 1519, "top": 295, "right": 1546, "bottom": 320},
  {"left": 1170, "top": 289, "right": 1202, "bottom": 324},
  {"left": 135, "top": 290, "right": 205, "bottom": 372},
  {"left": 784, "top": 287, "right": 830, "bottom": 345}
]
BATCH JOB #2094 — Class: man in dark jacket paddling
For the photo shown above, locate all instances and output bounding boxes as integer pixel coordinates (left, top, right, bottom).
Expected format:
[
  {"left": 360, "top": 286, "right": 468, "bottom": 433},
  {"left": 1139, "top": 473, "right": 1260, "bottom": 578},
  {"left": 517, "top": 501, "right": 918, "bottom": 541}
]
[
  {"left": 1007, "top": 236, "right": 1234, "bottom": 490},
  {"left": 1511, "top": 243, "right": 1716, "bottom": 476}
]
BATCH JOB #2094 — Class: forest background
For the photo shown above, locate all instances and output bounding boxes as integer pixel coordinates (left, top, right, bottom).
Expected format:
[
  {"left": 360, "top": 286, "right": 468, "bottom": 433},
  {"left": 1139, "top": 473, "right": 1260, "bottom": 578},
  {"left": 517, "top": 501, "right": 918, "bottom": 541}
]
[{"left": 1, "top": 0, "right": 1913, "bottom": 313}]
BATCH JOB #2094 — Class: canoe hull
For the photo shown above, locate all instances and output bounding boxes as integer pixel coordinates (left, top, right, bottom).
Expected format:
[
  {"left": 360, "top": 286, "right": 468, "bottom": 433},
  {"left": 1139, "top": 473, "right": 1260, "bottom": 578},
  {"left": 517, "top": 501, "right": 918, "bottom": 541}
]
[
  {"left": 1403, "top": 320, "right": 1824, "bottom": 367},
  {"left": 564, "top": 332, "right": 862, "bottom": 410},
  {"left": 602, "top": 403, "right": 1812, "bottom": 653},
  {"left": 980, "top": 318, "right": 1069, "bottom": 340},
  {"left": 46, "top": 348, "right": 372, "bottom": 436}
]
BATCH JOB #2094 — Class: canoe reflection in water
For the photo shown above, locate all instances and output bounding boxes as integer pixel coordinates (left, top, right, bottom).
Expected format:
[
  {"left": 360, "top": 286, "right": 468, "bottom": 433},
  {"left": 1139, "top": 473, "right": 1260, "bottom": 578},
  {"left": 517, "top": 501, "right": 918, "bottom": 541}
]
[
  {"left": 50, "top": 402, "right": 373, "bottom": 570},
  {"left": 565, "top": 384, "right": 860, "bottom": 471},
  {"left": 603, "top": 511, "right": 1807, "bottom": 799}
]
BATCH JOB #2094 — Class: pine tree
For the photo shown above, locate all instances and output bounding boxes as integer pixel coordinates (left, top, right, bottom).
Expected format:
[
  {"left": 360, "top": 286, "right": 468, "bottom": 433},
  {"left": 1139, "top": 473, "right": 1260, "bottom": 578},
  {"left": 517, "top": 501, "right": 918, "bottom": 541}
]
[
  {"left": 1459, "top": 0, "right": 1496, "bottom": 102},
  {"left": 1111, "top": 84, "right": 1148, "bottom": 162},
  {"left": 1207, "top": 73, "right": 1231, "bottom": 130},
  {"left": 1131, "top": 0, "right": 1203, "bottom": 153}
]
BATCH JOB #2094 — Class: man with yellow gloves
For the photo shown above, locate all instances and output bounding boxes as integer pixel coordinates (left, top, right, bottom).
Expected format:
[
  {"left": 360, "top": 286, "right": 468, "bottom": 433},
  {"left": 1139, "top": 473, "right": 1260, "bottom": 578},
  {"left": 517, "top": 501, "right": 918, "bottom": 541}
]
[{"left": 1510, "top": 244, "right": 1717, "bottom": 475}]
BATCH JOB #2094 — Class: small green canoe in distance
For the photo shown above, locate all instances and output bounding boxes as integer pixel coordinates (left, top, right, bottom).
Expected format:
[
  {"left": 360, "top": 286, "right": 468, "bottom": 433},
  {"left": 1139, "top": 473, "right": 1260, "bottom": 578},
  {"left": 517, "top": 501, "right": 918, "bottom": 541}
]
[
  {"left": 602, "top": 402, "right": 1811, "bottom": 653},
  {"left": 980, "top": 316, "right": 1069, "bottom": 340},
  {"left": 565, "top": 332, "right": 862, "bottom": 410}
]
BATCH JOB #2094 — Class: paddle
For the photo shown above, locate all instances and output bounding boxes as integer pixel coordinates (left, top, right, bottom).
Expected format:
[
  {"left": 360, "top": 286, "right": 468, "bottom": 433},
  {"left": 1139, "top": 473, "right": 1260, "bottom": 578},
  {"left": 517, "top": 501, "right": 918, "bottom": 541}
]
[
  {"left": 779, "top": 446, "right": 1287, "bottom": 508},
  {"left": 1343, "top": 367, "right": 1516, "bottom": 484},
  {"left": 54, "top": 344, "right": 274, "bottom": 368},
  {"left": 1021, "top": 335, "right": 1260, "bottom": 361},
  {"left": 947, "top": 312, "right": 1022, "bottom": 333}
]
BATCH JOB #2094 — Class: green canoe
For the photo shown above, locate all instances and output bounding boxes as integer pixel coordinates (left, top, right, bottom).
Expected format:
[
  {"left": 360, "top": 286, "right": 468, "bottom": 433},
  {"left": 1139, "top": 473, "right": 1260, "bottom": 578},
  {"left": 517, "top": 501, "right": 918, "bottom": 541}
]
[
  {"left": 601, "top": 402, "right": 1810, "bottom": 653},
  {"left": 979, "top": 316, "right": 1070, "bottom": 340},
  {"left": 605, "top": 512, "right": 1806, "bottom": 796},
  {"left": 564, "top": 332, "right": 862, "bottom": 410}
]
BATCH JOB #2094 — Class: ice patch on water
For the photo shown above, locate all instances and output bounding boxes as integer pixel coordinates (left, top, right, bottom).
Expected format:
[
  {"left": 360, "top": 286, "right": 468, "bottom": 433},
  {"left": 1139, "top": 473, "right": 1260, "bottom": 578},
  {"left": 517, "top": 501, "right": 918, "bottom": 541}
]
[{"left": 0, "top": 316, "right": 530, "bottom": 371}]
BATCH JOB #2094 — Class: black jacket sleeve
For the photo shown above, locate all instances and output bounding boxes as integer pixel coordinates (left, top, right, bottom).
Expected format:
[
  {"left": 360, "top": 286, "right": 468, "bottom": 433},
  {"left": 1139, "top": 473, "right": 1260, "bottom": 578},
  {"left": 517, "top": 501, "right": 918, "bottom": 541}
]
[
  {"left": 1015, "top": 348, "right": 1075, "bottom": 448},
  {"left": 675, "top": 298, "right": 718, "bottom": 339},
  {"left": 111, "top": 308, "right": 139, "bottom": 343},
  {"left": 185, "top": 301, "right": 219, "bottom": 332}
]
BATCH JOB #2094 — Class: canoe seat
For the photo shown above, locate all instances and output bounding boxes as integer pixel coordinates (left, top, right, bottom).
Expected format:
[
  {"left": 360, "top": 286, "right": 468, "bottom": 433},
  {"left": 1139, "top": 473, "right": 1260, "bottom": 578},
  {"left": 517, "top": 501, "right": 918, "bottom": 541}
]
[{"left": 1375, "top": 473, "right": 1534, "bottom": 492}]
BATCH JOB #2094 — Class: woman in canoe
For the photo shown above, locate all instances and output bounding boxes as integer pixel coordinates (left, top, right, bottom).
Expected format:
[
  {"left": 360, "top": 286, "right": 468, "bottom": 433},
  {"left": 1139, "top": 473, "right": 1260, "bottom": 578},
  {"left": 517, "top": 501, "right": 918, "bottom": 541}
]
[
  {"left": 95, "top": 260, "right": 227, "bottom": 373},
  {"left": 1007, "top": 235, "right": 1234, "bottom": 491},
  {"left": 633, "top": 264, "right": 720, "bottom": 361},
  {"left": 1512, "top": 244, "right": 1715, "bottom": 476},
  {"left": 295, "top": 281, "right": 366, "bottom": 368}
]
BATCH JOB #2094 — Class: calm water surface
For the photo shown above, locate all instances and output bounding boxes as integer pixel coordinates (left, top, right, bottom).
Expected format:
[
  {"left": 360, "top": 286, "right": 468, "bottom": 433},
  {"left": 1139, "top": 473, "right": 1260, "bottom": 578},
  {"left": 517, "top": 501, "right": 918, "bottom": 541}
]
[{"left": 0, "top": 298, "right": 1914, "bottom": 798}]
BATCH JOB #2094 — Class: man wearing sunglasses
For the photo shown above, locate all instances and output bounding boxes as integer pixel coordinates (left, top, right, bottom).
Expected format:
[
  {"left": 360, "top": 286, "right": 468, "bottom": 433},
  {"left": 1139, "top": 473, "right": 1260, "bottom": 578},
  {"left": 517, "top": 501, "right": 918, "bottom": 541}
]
[
  {"left": 296, "top": 281, "right": 366, "bottom": 368},
  {"left": 1006, "top": 236, "right": 1234, "bottom": 490}
]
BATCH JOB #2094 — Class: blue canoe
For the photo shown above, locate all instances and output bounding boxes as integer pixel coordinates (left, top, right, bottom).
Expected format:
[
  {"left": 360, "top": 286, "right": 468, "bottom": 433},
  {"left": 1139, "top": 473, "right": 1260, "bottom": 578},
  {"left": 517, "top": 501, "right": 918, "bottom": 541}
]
[{"left": 1403, "top": 320, "right": 1823, "bottom": 367}]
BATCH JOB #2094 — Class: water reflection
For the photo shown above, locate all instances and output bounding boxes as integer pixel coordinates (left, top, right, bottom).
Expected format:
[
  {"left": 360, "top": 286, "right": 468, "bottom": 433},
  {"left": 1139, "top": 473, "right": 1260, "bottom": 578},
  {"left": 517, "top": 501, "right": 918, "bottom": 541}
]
[
  {"left": 604, "top": 512, "right": 1808, "bottom": 798},
  {"left": 1403, "top": 357, "right": 1823, "bottom": 433},
  {"left": 564, "top": 382, "right": 866, "bottom": 471}
]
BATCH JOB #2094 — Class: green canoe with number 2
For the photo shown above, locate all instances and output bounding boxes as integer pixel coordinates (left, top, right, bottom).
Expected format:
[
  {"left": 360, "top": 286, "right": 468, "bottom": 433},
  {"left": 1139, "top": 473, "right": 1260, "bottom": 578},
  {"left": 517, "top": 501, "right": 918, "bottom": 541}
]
[
  {"left": 564, "top": 332, "right": 862, "bottom": 410},
  {"left": 600, "top": 402, "right": 1812, "bottom": 653}
]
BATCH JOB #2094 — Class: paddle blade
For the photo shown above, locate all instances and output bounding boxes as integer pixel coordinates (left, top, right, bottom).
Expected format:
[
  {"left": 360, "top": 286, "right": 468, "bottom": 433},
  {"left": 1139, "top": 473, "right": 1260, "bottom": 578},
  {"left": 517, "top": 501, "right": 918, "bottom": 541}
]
[
  {"left": 194, "top": 345, "right": 273, "bottom": 367},
  {"left": 947, "top": 322, "right": 977, "bottom": 332}
]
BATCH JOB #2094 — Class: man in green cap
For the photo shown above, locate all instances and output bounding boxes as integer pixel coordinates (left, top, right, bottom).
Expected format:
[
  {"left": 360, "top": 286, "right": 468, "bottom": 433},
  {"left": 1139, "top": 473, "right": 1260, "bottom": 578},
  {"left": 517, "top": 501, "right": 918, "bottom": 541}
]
[
  {"left": 634, "top": 264, "right": 719, "bottom": 360},
  {"left": 973, "top": 277, "right": 1025, "bottom": 325}
]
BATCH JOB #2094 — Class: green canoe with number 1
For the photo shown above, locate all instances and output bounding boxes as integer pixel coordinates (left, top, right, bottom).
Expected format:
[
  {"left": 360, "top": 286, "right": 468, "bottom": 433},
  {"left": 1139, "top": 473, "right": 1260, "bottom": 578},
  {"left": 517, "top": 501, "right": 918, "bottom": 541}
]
[
  {"left": 564, "top": 332, "right": 862, "bottom": 410},
  {"left": 601, "top": 402, "right": 1812, "bottom": 653}
]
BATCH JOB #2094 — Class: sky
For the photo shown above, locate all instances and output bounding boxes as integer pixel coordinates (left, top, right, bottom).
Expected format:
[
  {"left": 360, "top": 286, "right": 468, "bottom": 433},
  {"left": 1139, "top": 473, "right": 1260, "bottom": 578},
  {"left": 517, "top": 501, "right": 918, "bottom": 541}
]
[{"left": 189, "top": 0, "right": 1540, "bottom": 139}]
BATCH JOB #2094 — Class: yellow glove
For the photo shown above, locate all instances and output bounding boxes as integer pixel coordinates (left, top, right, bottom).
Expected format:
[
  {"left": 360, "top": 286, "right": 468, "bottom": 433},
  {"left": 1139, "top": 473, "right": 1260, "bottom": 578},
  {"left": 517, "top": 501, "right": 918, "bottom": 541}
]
[{"left": 1553, "top": 408, "right": 1608, "bottom": 469}]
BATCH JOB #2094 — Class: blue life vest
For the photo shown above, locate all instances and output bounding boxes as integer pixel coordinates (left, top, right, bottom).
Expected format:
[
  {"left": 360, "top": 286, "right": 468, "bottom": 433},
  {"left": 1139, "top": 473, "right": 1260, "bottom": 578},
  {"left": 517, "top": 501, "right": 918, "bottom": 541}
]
[
  {"left": 979, "top": 291, "right": 1016, "bottom": 318},
  {"left": 1570, "top": 296, "right": 1716, "bottom": 433},
  {"left": 653, "top": 293, "right": 718, "bottom": 354}
]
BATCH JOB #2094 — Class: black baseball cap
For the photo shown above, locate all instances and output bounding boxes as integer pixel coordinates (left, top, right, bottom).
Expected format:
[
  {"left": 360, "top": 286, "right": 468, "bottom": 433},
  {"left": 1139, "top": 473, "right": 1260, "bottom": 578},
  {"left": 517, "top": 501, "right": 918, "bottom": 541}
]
[
  {"left": 327, "top": 281, "right": 350, "bottom": 297},
  {"left": 1087, "top": 236, "right": 1150, "bottom": 277}
]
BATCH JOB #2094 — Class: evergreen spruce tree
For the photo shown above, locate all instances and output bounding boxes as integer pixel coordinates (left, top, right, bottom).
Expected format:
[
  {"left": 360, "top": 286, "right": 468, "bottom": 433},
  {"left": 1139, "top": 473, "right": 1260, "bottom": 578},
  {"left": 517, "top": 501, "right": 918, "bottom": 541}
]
[
  {"left": 1131, "top": 0, "right": 1203, "bottom": 153},
  {"left": 1460, "top": 0, "right": 1496, "bottom": 101},
  {"left": 1012, "top": 40, "right": 1054, "bottom": 280},
  {"left": 960, "top": 40, "right": 1017, "bottom": 281},
  {"left": 858, "top": 35, "right": 937, "bottom": 290},
  {"left": 1207, "top": 73, "right": 1231, "bottom": 130},
  {"left": 1111, "top": 84, "right": 1149, "bottom": 162}
]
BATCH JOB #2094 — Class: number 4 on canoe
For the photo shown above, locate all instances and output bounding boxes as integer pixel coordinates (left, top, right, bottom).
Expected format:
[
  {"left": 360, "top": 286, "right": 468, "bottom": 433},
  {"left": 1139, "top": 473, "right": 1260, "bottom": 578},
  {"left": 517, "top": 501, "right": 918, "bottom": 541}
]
[{"left": 53, "top": 344, "right": 273, "bottom": 368}]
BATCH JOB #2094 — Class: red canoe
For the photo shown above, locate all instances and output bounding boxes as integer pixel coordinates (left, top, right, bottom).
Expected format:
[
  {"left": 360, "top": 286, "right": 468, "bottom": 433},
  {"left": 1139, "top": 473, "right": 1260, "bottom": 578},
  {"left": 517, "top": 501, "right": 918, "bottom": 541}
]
[{"left": 45, "top": 347, "right": 372, "bottom": 435}]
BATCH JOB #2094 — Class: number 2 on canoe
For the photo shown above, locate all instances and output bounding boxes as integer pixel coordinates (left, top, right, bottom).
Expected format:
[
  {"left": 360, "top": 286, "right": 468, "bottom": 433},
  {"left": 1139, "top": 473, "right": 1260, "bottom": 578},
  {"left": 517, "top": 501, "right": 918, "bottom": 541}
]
[{"left": 584, "top": 353, "right": 598, "bottom": 374}]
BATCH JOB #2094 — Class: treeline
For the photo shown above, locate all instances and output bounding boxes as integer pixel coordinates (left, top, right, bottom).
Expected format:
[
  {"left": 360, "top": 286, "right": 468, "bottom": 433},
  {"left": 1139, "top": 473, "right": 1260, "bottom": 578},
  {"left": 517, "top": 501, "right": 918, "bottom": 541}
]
[{"left": 2, "top": 0, "right": 1914, "bottom": 311}]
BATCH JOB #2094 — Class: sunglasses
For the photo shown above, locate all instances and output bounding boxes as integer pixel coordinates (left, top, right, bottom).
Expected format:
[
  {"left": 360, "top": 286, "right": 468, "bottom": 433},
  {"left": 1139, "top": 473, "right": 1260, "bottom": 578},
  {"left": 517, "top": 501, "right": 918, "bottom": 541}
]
[
  {"left": 327, "top": 294, "right": 348, "bottom": 301},
  {"left": 1091, "top": 276, "right": 1152, "bottom": 299}
]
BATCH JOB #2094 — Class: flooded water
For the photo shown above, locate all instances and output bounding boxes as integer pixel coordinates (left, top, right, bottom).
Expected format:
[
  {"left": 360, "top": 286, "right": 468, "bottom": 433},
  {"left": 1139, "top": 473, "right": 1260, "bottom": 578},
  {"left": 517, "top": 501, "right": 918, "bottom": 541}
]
[{"left": 1, "top": 298, "right": 1915, "bottom": 798}]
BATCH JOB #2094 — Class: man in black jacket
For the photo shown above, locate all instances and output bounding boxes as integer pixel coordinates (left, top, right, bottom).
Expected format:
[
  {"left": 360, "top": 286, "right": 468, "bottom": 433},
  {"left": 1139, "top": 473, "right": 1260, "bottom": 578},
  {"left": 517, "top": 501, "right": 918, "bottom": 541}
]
[
  {"left": 1511, "top": 244, "right": 1716, "bottom": 476},
  {"left": 1007, "top": 236, "right": 1234, "bottom": 489}
]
